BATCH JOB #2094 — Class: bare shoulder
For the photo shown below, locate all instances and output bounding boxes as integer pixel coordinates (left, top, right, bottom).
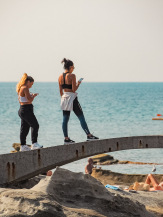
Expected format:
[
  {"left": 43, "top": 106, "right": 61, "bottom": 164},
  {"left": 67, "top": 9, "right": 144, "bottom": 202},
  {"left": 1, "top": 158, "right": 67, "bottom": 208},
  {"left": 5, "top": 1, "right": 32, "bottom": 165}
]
[
  {"left": 22, "top": 86, "right": 28, "bottom": 91},
  {"left": 58, "top": 74, "right": 63, "bottom": 83},
  {"left": 20, "top": 85, "right": 27, "bottom": 92},
  {"left": 23, "top": 87, "right": 30, "bottom": 94},
  {"left": 66, "top": 73, "right": 76, "bottom": 82},
  {"left": 70, "top": 73, "right": 76, "bottom": 78},
  {"left": 19, "top": 86, "right": 28, "bottom": 96},
  {"left": 58, "top": 74, "right": 63, "bottom": 79},
  {"left": 85, "top": 163, "right": 89, "bottom": 168}
]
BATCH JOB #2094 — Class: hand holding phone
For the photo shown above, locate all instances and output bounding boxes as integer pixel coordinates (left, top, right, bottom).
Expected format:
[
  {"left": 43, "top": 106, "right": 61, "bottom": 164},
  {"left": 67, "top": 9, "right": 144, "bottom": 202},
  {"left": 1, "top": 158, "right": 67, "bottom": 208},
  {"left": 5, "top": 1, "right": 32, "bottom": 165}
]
[
  {"left": 33, "top": 93, "right": 39, "bottom": 97},
  {"left": 78, "top": 78, "right": 84, "bottom": 82}
]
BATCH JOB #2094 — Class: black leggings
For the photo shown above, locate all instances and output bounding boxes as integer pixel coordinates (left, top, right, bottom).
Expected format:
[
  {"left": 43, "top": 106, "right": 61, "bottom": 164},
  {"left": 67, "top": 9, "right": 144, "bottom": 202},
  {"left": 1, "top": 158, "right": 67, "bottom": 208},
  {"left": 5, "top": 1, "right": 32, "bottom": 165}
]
[
  {"left": 62, "top": 97, "right": 90, "bottom": 137},
  {"left": 18, "top": 104, "right": 39, "bottom": 145}
]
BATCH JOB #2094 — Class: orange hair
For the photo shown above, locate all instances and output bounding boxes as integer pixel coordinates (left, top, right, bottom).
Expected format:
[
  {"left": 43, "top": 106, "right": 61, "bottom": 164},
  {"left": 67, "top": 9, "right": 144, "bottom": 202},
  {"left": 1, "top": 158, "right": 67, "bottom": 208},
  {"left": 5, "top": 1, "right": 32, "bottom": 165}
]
[{"left": 16, "top": 73, "right": 28, "bottom": 93}]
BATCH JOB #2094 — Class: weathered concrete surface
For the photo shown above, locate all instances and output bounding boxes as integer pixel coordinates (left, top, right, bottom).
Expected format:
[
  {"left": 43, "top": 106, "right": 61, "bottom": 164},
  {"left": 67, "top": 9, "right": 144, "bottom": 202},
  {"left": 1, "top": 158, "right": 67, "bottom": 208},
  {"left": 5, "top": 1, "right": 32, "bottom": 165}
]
[{"left": 0, "top": 135, "right": 163, "bottom": 185}]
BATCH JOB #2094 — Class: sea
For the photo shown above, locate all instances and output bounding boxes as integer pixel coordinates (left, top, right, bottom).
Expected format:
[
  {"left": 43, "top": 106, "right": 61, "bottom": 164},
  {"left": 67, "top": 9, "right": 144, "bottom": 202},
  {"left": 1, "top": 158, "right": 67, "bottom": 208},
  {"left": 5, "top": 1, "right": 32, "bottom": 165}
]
[{"left": 0, "top": 82, "right": 163, "bottom": 174}]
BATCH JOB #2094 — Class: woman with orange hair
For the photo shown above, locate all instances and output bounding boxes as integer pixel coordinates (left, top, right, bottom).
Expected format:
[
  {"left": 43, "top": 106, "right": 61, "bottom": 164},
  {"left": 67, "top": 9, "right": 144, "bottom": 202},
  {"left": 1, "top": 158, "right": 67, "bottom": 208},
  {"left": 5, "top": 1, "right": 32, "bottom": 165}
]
[{"left": 16, "top": 73, "right": 43, "bottom": 151}]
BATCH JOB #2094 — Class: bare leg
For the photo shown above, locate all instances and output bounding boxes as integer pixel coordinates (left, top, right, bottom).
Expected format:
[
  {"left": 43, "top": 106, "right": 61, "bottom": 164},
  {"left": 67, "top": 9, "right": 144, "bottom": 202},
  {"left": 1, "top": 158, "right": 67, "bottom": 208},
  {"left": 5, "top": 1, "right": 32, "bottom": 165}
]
[{"left": 145, "top": 174, "right": 159, "bottom": 189}]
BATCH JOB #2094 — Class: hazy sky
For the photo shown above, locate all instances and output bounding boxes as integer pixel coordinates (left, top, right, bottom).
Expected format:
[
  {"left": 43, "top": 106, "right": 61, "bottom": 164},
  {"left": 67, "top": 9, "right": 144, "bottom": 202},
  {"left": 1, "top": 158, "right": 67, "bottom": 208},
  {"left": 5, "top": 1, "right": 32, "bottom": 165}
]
[{"left": 0, "top": 0, "right": 163, "bottom": 82}]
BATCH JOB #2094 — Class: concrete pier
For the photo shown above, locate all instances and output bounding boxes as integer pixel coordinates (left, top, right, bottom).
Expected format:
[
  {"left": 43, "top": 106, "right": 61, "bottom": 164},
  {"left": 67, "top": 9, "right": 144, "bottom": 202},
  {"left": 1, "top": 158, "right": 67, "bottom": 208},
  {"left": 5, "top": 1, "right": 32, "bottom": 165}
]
[{"left": 0, "top": 135, "right": 162, "bottom": 185}]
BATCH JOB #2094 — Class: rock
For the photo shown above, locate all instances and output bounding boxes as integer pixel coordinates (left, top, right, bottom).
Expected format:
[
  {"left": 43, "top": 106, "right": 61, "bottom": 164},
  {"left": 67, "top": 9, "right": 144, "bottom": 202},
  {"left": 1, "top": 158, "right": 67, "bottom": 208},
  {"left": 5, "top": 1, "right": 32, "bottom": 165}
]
[
  {"left": 3, "top": 175, "right": 45, "bottom": 189},
  {"left": 11, "top": 143, "right": 31, "bottom": 152},
  {"left": 32, "top": 167, "right": 154, "bottom": 217},
  {"left": 91, "top": 154, "right": 114, "bottom": 164},
  {"left": 0, "top": 168, "right": 155, "bottom": 217},
  {"left": 118, "top": 160, "right": 159, "bottom": 165},
  {"left": 100, "top": 159, "right": 118, "bottom": 165},
  {"left": 92, "top": 168, "right": 163, "bottom": 216},
  {"left": 12, "top": 143, "right": 21, "bottom": 151},
  {"left": 91, "top": 153, "right": 160, "bottom": 166},
  {"left": 32, "top": 168, "right": 114, "bottom": 203},
  {"left": 0, "top": 188, "right": 64, "bottom": 217},
  {"left": 91, "top": 168, "right": 163, "bottom": 185}
]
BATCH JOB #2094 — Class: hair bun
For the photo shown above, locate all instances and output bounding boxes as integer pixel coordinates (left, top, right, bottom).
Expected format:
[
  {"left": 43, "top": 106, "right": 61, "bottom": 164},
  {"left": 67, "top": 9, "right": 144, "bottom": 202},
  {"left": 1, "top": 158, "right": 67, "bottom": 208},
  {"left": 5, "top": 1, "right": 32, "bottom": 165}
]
[
  {"left": 61, "top": 58, "right": 73, "bottom": 70},
  {"left": 61, "top": 58, "right": 67, "bottom": 64}
]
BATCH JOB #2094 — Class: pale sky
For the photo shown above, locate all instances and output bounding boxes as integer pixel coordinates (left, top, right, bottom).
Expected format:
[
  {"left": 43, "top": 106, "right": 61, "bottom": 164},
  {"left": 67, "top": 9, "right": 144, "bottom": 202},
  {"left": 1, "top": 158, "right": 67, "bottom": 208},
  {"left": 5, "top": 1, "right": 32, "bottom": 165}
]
[{"left": 0, "top": 0, "right": 163, "bottom": 82}]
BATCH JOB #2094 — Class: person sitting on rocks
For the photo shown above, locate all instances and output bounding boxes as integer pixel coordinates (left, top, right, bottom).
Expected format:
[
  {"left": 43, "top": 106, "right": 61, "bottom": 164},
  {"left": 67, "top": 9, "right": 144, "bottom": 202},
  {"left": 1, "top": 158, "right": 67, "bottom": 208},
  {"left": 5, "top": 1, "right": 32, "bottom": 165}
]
[
  {"left": 145, "top": 174, "right": 163, "bottom": 191},
  {"left": 85, "top": 158, "right": 94, "bottom": 175}
]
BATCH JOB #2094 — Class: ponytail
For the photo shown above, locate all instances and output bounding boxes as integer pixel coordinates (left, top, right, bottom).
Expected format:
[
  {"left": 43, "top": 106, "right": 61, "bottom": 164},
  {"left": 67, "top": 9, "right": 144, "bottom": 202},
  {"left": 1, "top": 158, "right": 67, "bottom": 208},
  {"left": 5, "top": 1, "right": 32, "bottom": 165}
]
[
  {"left": 16, "top": 73, "right": 28, "bottom": 93},
  {"left": 16, "top": 73, "right": 34, "bottom": 93}
]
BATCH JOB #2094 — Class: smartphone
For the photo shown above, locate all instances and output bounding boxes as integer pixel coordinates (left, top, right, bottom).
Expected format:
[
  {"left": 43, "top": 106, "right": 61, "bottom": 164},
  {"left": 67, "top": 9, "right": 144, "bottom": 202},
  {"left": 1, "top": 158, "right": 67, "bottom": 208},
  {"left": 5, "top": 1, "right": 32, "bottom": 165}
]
[{"left": 78, "top": 78, "right": 84, "bottom": 82}]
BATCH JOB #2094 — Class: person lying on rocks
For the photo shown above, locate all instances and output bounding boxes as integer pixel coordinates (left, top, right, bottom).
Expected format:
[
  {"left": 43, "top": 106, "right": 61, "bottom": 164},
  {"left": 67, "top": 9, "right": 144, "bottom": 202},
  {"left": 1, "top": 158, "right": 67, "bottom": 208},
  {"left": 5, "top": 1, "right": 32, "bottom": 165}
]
[
  {"left": 85, "top": 158, "right": 95, "bottom": 175},
  {"left": 145, "top": 174, "right": 163, "bottom": 191},
  {"left": 129, "top": 174, "right": 163, "bottom": 191}
]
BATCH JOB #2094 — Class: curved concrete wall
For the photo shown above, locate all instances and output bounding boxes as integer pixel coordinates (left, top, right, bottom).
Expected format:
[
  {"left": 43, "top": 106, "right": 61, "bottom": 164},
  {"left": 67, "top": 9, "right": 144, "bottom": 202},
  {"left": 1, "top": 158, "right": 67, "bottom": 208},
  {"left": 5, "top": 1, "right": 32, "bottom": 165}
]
[{"left": 0, "top": 135, "right": 163, "bottom": 185}]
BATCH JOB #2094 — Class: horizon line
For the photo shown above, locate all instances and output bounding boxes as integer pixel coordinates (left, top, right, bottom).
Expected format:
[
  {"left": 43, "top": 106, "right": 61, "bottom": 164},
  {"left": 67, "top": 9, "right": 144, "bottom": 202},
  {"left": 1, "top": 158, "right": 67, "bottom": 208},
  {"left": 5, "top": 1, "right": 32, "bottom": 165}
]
[{"left": 1, "top": 81, "right": 163, "bottom": 83}]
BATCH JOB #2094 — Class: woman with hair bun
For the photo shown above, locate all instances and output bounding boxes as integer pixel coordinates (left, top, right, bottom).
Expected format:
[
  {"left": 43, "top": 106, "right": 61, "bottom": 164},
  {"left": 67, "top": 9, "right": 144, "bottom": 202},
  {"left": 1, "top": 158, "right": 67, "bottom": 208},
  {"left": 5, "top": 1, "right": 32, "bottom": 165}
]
[
  {"left": 58, "top": 58, "right": 99, "bottom": 144},
  {"left": 16, "top": 73, "right": 43, "bottom": 151}
]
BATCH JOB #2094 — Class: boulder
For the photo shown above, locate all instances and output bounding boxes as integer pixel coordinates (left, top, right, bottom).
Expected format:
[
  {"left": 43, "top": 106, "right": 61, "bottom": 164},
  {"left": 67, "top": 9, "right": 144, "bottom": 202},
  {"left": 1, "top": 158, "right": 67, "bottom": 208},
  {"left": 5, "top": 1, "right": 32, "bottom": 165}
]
[
  {"left": 11, "top": 143, "right": 31, "bottom": 152},
  {"left": 91, "top": 168, "right": 163, "bottom": 185},
  {"left": 0, "top": 188, "right": 64, "bottom": 217},
  {"left": 0, "top": 168, "right": 155, "bottom": 217},
  {"left": 92, "top": 154, "right": 114, "bottom": 163},
  {"left": 32, "top": 167, "right": 154, "bottom": 217}
]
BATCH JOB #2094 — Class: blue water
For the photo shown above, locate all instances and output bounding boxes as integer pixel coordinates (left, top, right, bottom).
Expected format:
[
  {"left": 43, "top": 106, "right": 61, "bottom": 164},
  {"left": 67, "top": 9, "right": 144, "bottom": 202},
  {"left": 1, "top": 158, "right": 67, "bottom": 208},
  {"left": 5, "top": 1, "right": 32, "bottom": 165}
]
[{"left": 0, "top": 82, "right": 163, "bottom": 174}]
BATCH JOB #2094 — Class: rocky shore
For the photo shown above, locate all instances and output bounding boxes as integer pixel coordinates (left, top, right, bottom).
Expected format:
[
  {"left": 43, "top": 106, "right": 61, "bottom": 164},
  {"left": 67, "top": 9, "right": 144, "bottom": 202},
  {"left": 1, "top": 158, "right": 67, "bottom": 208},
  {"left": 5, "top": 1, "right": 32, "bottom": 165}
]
[
  {"left": 91, "top": 154, "right": 163, "bottom": 217},
  {"left": 92, "top": 168, "right": 163, "bottom": 186},
  {"left": 92, "top": 168, "right": 163, "bottom": 217},
  {"left": 0, "top": 152, "right": 162, "bottom": 217},
  {"left": 0, "top": 167, "right": 162, "bottom": 217},
  {"left": 91, "top": 153, "right": 161, "bottom": 165}
]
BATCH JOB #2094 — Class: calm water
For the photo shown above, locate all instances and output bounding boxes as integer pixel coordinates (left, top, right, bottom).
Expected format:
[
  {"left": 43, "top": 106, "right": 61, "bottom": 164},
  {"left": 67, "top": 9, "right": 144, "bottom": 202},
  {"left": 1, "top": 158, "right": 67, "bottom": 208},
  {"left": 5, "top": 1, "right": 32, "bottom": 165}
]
[{"left": 0, "top": 82, "right": 163, "bottom": 174}]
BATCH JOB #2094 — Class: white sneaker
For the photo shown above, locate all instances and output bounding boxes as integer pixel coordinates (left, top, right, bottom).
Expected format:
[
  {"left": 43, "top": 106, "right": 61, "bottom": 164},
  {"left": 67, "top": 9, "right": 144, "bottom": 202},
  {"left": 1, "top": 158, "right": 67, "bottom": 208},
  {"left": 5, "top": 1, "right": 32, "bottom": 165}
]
[
  {"left": 20, "top": 145, "right": 31, "bottom": 152},
  {"left": 31, "top": 142, "right": 43, "bottom": 150}
]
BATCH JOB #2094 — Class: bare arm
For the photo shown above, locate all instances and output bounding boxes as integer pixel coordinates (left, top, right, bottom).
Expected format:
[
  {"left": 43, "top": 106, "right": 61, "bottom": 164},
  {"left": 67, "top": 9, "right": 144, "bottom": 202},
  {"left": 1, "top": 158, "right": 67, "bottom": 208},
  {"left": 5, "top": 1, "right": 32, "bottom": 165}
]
[
  {"left": 58, "top": 77, "right": 63, "bottom": 96},
  {"left": 24, "top": 88, "right": 37, "bottom": 102},
  {"left": 85, "top": 165, "right": 89, "bottom": 174},
  {"left": 159, "top": 182, "right": 163, "bottom": 187},
  {"left": 72, "top": 74, "right": 81, "bottom": 93}
]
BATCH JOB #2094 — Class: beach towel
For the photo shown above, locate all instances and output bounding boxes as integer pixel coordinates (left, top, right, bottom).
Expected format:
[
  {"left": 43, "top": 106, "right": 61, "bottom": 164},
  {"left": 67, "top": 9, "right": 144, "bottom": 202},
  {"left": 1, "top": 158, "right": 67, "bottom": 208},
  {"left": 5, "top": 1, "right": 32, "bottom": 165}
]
[{"left": 105, "top": 184, "right": 120, "bottom": 190}]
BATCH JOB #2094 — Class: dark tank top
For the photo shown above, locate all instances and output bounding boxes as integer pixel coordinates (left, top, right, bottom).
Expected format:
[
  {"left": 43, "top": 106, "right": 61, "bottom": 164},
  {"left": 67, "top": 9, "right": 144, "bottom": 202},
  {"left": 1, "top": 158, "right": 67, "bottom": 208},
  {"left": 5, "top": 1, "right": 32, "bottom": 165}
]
[{"left": 62, "top": 72, "right": 72, "bottom": 89}]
